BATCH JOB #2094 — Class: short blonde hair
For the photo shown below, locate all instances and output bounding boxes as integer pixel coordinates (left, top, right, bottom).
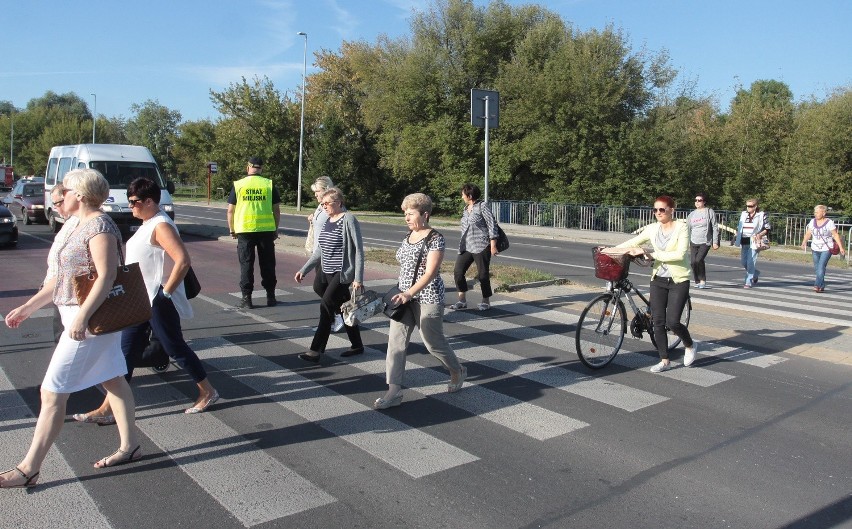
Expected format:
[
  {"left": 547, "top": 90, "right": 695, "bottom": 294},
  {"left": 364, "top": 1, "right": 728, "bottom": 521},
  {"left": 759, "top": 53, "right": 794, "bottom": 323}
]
[
  {"left": 401, "top": 193, "right": 433, "bottom": 215},
  {"left": 814, "top": 204, "right": 827, "bottom": 213},
  {"left": 311, "top": 176, "right": 334, "bottom": 193},
  {"left": 63, "top": 169, "right": 110, "bottom": 206}
]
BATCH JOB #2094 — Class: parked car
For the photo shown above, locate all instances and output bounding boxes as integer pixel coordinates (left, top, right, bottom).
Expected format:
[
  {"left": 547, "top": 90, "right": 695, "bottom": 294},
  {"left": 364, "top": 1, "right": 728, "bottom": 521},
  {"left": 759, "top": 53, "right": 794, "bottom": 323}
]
[
  {"left": 6, "top": 179, "right": 46, "bottom": 224},
  {"left": 0, "top": 204, "right": 18, "bottom": 247}
]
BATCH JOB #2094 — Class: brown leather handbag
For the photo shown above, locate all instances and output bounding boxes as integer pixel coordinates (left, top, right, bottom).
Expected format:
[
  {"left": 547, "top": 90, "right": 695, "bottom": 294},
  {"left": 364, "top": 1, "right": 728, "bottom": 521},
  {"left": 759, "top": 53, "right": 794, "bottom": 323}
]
[{"left": 72, "top": 238, "right": 152, "bottom": 335}]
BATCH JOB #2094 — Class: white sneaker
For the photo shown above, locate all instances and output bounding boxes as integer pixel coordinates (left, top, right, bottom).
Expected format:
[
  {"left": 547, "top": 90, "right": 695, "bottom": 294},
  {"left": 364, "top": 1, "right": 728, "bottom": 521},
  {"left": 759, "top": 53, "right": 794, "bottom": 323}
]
[
  {"left": 331, "top": 314, "right": 345, "bottom": 332},
  {"left": 650, "top": 361, "right": 671, "bottom": 373},
  {"left": 684, "top": 341, "right": 698, "bottom": 367}
]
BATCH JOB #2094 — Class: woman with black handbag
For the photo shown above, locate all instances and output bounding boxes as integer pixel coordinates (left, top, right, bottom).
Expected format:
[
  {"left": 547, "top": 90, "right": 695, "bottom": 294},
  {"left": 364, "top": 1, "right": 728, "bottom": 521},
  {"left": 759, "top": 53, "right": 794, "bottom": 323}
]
[
  {"left": 450, "top": 183, "right": 499, "bottom": 311},
  {"left": 76, "top": 177, "right": 219, "bottom": 423},
  {"left": 374, "top": 193, "right": 467, "bottom": 410},
  {"left": 3, "top": 169, "right": 141, "bottom": 488}
]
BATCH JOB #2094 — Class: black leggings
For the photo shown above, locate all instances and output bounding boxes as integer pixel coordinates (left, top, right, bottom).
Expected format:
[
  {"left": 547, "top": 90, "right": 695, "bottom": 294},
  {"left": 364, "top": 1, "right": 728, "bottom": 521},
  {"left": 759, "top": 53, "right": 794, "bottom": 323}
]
[
  {"left": 690, "top": 243, "right": 711, "bottom": 283},
  {"left": 649, "top": 277, "right": 693, "bottom": 360},
  {"left": 453, "top": 248, "right": 493, "bottom": 299}
]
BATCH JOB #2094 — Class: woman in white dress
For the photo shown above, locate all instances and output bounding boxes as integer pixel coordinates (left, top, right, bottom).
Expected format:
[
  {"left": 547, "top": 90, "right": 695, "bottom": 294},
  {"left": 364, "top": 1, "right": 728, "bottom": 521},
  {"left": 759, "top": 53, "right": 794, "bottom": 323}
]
[{"left": 2, "top": 169, "right": 141, "bottom": 488}]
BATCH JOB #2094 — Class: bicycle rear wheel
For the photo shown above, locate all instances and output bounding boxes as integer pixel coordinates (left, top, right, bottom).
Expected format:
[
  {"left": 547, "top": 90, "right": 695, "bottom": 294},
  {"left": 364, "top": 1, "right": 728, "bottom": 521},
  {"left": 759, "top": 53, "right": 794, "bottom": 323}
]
[
  {"left": 575, "top": 294, "right": 626, "bottom": 369},
  {"left": 649, "top": 296, "right": 692, "bottom": 351}
]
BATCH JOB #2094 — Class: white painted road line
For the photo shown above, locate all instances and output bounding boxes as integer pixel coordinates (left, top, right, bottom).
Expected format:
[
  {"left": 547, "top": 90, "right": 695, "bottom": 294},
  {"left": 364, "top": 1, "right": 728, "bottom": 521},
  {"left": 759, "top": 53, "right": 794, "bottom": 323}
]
[
  {"left": 286, "top": 333, "right": 589, "bottom": 440},
  {"left": 490, "top": 299, "right": 788, "bottom": 369},
  {"left": 132, "top": 375, "right": 335, "bottom": 527},
  {"left": 364, "top": 315, "right": 668, "bottom": 412},
  {"left": 0, "top": 367, "right": 114, "bottom": 529},
  {"left": 192, "top": 336, "right": 479, "bottom": 479}
]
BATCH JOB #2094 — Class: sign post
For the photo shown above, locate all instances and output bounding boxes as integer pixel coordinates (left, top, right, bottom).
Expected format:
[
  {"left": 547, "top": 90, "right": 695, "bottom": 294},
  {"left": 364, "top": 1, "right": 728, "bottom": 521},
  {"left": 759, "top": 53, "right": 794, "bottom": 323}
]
[
  {"left": 206, "top": 162, "right": 218, "bottom": 205},
  {"left": 470, "top": 89, "right": 499, "bottom": 203}
]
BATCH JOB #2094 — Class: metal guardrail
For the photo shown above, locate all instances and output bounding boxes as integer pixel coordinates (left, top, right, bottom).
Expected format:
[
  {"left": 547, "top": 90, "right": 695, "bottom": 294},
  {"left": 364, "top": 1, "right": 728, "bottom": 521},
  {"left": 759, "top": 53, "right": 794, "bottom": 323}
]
[{"left": 490, "top": 201, "right": 850, "bottom": 262}]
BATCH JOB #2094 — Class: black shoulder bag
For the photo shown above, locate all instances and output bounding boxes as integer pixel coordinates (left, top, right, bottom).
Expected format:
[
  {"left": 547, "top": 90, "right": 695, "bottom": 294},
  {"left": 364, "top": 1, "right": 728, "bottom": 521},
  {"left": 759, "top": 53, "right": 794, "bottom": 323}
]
[{"left": 383, "top": 230, "right": 436, "bottom": 321}]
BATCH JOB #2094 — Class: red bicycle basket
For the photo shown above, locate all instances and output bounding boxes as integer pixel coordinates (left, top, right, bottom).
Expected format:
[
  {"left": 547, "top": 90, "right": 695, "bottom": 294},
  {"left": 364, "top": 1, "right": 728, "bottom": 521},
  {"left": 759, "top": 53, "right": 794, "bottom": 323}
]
[{"left": 592, "top": 247, "right": 631, "bottom": 281}]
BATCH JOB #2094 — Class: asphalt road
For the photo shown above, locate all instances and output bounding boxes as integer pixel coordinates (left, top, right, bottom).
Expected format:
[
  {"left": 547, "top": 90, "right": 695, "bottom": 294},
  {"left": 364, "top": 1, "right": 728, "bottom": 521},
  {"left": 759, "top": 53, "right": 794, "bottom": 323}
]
[{"left": 0, "top": 212, "right": 850, "bottom": 529}]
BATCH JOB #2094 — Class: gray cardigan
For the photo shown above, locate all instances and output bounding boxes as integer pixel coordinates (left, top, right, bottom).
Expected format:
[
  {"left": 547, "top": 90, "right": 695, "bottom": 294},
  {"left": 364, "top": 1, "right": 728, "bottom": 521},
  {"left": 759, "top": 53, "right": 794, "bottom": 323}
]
[{"left": 298, "top": 211, "right": 365, "bottom": 284}]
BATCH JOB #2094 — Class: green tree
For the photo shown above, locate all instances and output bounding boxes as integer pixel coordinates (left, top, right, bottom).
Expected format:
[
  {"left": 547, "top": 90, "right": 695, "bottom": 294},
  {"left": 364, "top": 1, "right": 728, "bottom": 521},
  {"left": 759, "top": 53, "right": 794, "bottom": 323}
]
[
  {"left": 126, "top": 100, "right": 182, "bottom": 179},
  {"left": 307, "top": 42, "right": 391, "bottom": 209},
  {"left": 209, "top": 76, "right": 301, "bottom": 204},
  {"left": 719, "top": 80, "right": 794, "bottom": 210},
  {"left": 173, "top": 120, "right": 216, "bottom": 188},
  {"left": 495, "top": 20, "right": 669, "bottom": 204},
  {"left": 780, "top": 88, "right": 852, "bottom": 212}
]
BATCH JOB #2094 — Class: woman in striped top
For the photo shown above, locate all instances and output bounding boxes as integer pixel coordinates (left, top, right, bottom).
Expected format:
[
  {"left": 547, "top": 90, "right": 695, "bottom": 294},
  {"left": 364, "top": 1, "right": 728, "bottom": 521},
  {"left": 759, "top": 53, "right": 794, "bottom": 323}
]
[{"left": 295, "top": 188, "right": 365, "bottom": 362}]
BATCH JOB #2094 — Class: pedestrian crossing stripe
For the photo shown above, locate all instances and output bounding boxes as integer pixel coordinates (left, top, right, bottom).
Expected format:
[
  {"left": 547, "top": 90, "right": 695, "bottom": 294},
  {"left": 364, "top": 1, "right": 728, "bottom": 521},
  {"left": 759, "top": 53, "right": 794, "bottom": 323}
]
[
  {"left": 191, "top": 336, "right": 479, "bottom": 479},
  {"left": 485, "top": 299, "right": 787, "bottom": 369},
  {"left": 132, "top": 374, "right": 336, "bottom": 525},
  {"left": 0, "top": 368, "right": 113, "bottom": 528},
  {"left": 284, "top": 333, "right": 590, "bottom": 440}
]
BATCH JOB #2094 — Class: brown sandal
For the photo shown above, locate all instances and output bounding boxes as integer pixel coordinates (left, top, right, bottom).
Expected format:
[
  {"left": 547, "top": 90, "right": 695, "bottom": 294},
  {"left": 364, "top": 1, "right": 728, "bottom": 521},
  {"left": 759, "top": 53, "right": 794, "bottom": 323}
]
[
  {"left": 94, "top": 446, "right": 142, "bottom": 469},
  {"left": 0, "top": 466, "right": 39, "bottom": 488}
]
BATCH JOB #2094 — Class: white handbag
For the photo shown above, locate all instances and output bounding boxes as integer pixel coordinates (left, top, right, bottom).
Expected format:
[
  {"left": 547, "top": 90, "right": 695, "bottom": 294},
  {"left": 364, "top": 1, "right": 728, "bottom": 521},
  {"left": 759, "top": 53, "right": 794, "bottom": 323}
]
[{"left": 341, "top": 285, "right": 385, "bottom": 327}]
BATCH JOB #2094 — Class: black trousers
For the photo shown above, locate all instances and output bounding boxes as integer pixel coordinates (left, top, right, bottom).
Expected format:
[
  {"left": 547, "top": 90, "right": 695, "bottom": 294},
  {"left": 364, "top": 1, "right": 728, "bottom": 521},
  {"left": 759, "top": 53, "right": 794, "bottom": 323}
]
[
  {"left": 649, "top": 277, "right": 693, "bottom": 360},
  {"left": 453, "top": 248, "right": 493, "bottom": 299},
  {"left": 122, "top": 286, "right": 207, "bottom": 382},
  {"left": 690, "top": 243, "right": 711, "bottom": 283},
  {"left": 237, "top": 231, "right": 277, "bottom": 296},
  {"left": 310, "top": 271, "right": 363, "bottom": 354}
]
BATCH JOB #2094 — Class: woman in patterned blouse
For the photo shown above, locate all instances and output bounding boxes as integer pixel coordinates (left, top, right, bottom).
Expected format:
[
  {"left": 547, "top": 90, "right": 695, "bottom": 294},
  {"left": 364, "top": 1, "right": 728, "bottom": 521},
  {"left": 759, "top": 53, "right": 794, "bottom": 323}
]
[
  {"left": 450, "top": 183, "right": 499, "bottom": 311},
  {"left": 2, "top": 169, "right": 141, "bottom": 488},
  {"left": 374, "top": 193, "right": 467, "bottom": 409}
]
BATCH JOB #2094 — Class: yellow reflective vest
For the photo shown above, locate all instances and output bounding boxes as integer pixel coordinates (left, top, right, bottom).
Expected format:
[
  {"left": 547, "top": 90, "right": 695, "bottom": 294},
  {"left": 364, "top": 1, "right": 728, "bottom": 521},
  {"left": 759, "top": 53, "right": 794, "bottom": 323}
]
[{"left": 233, "top": 175, "right": 276, "bottom": 233}]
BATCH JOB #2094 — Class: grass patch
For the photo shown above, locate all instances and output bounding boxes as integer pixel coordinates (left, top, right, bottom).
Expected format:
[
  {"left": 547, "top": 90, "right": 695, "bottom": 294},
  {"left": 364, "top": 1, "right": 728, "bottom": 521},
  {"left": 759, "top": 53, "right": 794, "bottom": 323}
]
[{"left": 364, "top": 248, "right": 557, "bottom": 291}]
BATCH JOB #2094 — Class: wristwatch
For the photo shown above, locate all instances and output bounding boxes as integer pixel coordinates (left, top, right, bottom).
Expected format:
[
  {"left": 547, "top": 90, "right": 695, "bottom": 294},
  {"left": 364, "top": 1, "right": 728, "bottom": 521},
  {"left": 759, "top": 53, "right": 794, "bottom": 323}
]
[{"left": 162, "top": 288, "right": 172, "bottom": 299}]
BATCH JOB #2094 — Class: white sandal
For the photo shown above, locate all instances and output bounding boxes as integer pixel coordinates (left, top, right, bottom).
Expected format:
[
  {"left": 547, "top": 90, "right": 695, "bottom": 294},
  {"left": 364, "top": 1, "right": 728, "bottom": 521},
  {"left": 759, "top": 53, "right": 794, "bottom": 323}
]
[
  {"left": 449, "top": 301, "right": 467, "bottom": 310},
  {"left": 477, "top": 302, "right": 490, "bottom": 311}
]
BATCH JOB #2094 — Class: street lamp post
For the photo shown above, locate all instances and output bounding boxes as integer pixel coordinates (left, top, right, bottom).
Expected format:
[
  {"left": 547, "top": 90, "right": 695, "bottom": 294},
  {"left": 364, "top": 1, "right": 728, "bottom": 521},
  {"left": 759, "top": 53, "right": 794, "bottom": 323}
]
[
  {"left": 296, "top": 31, "right": 307, "bottom": 212},
  {"left": 9, "top": 108, "right": 13, "bottom": 166},
  {"left": 90, "top": 93, "right": 97, "bottom": 143}
]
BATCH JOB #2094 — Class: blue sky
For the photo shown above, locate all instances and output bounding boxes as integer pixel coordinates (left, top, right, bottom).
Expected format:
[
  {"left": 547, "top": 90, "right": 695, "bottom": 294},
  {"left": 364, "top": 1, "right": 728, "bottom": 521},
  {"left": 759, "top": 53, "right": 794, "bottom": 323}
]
[{"left": 3, "top": 0, "right": 850, "bottom": 122}]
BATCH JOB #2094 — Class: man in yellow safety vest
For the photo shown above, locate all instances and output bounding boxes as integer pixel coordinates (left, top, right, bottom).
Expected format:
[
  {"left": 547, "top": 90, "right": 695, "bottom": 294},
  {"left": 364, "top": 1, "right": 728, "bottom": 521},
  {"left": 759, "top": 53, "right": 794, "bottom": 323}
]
[{"left": 226, "top": 156, "right": 281, "bottom": 308}]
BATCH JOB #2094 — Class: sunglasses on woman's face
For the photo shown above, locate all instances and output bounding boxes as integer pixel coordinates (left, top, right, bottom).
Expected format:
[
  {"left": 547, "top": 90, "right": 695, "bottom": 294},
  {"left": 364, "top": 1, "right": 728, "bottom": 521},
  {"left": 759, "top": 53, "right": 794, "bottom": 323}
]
[{"left": 652, "top": 207, "right": 669, "bottom": 213}]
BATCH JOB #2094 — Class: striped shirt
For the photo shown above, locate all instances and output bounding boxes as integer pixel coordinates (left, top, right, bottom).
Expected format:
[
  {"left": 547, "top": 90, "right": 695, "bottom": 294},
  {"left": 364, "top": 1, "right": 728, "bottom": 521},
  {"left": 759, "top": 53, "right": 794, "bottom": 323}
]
[{"left": 319, "top": 217, "right": 344, "bottom": 273}]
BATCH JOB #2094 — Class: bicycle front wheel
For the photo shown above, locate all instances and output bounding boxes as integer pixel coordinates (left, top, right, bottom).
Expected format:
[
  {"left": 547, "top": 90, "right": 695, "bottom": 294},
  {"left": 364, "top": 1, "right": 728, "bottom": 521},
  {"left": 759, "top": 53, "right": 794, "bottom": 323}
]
[{"left": 575, "top": 294, "right": 626, "bottom": 369}]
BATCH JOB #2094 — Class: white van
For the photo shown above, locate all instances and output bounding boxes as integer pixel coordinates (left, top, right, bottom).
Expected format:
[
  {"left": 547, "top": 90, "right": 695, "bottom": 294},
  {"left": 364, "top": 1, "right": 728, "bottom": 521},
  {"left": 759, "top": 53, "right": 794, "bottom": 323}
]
[{"left": 44, "top": 144, "right": 175, "bottom": 237}]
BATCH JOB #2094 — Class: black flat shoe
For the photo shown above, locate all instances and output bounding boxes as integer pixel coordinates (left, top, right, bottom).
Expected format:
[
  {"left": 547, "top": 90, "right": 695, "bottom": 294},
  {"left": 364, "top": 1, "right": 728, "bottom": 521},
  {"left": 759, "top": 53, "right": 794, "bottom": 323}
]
[
  {"left": 298, "top": 352, "right": 321, "bottom": 363},
  {"left": 340, "top": 347, "right": 365, "bottom": 358}
]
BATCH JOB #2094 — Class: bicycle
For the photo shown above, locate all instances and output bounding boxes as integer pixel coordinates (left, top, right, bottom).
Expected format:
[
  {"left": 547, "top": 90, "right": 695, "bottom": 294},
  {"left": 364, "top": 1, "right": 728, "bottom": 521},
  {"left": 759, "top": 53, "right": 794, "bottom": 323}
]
[{"left": 575, "top": 247, "right": 691, "bottom": 369}]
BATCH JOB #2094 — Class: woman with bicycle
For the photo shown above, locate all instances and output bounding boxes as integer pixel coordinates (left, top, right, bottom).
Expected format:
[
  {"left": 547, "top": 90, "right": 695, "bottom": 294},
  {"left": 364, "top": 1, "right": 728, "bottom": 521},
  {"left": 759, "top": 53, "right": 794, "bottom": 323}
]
[{"left": 608, "top": 195, "right": 698, "bottom": 372}]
